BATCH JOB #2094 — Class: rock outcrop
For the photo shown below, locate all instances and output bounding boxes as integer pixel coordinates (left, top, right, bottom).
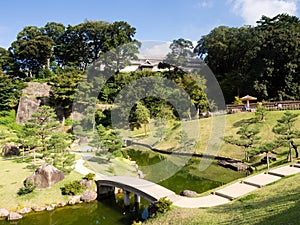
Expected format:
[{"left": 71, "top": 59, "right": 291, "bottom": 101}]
[
  {"left": 25, "top": 164, "right": 64, "bottom": 189},
  {"left": 16, "top": 82, "right": 51, "bottom": 124}
]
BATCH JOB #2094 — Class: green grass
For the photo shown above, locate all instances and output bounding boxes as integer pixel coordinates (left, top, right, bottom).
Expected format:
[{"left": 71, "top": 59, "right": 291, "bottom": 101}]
[
  {"left": 138, "top": 110, "right": 300, "bottom": 161},
  {"left": 144, "top": 171, "right": 300, "bottom": 225},
  {"left": 0, "top": 158, "right": 82, "bottom": 210},
  {"left": 83, "top": 153, "right": 137, "bottom": 177}
]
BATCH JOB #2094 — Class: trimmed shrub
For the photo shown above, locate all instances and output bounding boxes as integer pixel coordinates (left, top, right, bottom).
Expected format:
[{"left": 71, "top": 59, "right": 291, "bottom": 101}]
[
  {"left": 155, "top": 197, "right": 172, "bottom": 214},
  {"left": 83, "top": 173, "right": 95, "bottom": 181},
  {"left": 61, "top": 181, "right": 83, "bottom": 196},
  {"left": 17, "top": 180, "right": 36, "bottom": 196}
]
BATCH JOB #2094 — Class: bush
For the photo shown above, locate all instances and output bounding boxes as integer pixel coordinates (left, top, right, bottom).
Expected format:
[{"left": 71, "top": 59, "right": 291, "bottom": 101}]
[
  {"left": 155, "top": 197, "right": 172, "bottom": 214},
  {"left": 61, "top": 181, "right": 83, "bottom": 195},
  {"left": 83, "top": 173, "right": 95, "bottom": 181},
  {"left": 17, "top": 180, "right": 36, "bottom": 196}
]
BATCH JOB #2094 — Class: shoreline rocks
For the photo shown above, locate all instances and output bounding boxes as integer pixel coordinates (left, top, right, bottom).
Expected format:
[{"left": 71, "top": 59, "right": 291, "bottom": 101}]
[
  {"left": 0, "top": 209, "right": 9, "bottom": 217},
  {"left": 7, "top": 212, "right": 23, "bottom": 221}
]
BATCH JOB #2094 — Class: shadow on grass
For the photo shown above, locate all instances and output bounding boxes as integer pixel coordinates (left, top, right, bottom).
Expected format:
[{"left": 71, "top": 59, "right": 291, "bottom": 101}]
[
  {"left": 207, "top": 181, "right": 300, "bottom": 225},
  {"left": 86, "top": 156, "right": 110, "bottom": 165},
  {"left": 233, "top": 118, "right": 258, "bottom": 127}
]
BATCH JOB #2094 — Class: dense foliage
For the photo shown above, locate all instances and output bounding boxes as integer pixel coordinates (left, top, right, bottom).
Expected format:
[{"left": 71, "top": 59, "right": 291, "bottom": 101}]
[
  {"left": 61, "top": 180, "right": 84, "bottom": 196},
  {"left": 195, "top": 14, "right": 300, "bottom": 103}
]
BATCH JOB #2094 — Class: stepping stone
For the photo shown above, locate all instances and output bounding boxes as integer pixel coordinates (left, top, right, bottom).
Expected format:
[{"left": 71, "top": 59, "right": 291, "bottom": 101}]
[
  {"left": 268, "top": 166, "right": 300, "bottom": 177},
  {"left": 214, "top": 182, "right": 258, "bottom": 200},
  {"left": 292, "top": 163, "right": 300, "bottom": 168},
  {"left": 242, "top": 173, "right": 281, "bottom": 188}
]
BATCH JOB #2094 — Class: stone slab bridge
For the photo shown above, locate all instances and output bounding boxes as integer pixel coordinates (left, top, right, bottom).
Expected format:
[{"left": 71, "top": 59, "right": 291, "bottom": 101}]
[{"left": 95, "top": 163, "right": 300, "bottom": 208}]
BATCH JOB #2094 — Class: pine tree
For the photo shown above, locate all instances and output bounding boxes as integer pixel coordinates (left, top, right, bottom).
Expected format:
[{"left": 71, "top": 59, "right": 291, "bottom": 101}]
[
  {"left": 272, "top": 111, "right": 300, "bottom": 161},
  {"left": 224, "top": 122, "right": 260, "bottom": 162}
]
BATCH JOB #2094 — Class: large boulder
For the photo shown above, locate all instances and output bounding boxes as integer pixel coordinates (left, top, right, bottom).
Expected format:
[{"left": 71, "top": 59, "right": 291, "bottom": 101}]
[
  {"left": 7, "top": 212, "right": 22, "bottom": 221},
  {"left": 81, "top": 190, "right": 97, "bottom": 203},
  {"left": 25, "top": 164, "right": 64, "bottom": 189},
  {"left": 2, "top": 144, "right": 20, "bottom": 156},
  {"left": 180, "top": 190, "right": 198, "bottom": 197}
]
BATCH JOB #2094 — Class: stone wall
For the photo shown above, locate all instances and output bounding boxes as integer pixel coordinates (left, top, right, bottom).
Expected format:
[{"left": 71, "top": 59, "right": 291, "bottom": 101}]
[{"left": 16, "top": 82, "right": 51, "bottom": 124}]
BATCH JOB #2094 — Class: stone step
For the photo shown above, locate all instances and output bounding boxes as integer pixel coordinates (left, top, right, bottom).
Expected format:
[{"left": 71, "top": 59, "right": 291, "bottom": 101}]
[
  {"left": 268, "top": 166, "right": 300, "bottom": 177},
  {"left": 212, "top": 191, "right": 235, "bottom": 201},
  {"left": 242, "top": 181, "right": 263, "bottom": 188},
  {"left": 213, "top": 182, "right": 258, "bottom": 201},
  {"left": 267, "top": 171, "right": 286, "bottom": 177},
  {"left": 291, "top": 163, "right": 300, "bottom": 168},
  {"left": 242, "top": 173, "right": 281, "bottom": 188}
]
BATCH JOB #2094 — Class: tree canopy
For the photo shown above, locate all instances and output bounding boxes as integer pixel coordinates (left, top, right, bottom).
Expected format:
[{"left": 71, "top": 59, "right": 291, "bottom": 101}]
[{"left": 195, "top": 14, "right": 300, "bottom": 103}]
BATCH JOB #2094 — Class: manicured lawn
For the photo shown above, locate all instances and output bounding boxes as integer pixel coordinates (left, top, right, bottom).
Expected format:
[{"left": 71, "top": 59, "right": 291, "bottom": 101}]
[
  {"left": 144, "top": 171, "right": 300, "bottom": 225},
  {"left": 150, "top": 110, "right": 300, "bottom": 160},
  {"left": 83, "top": 153, "right": 137, "bottom": 177},
  {"left": 0, "top": 158, "right": 82, "bottom": 210}
]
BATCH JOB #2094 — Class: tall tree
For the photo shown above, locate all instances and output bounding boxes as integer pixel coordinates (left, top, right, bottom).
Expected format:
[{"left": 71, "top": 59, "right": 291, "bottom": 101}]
[
  {"left": 49, "top": 67, "right": 84, "bottom": 122},
  {"left": 10, "top": 26, "right": 55, "bottom": 77},
  {"left": 134, "top": 101, "right": 150, "bottom": 135},
  {"left": 0, "top": 71, "right": 25, "bottom": 111}
]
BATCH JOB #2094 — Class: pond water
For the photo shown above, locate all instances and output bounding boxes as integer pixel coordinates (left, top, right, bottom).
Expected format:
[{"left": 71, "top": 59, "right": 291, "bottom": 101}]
[{"left": 1, "top": 149, "right": 246, "bottom": 225}]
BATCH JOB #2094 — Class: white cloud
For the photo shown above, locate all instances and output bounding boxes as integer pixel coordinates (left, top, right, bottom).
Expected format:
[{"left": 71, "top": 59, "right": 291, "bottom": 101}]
[
  {"left": 197, "top": 0, "right": 214, "bottom": 8},
  {"left": 230, "top": 0, "right": 298, "bottom": 25},
  {"left": 139, "top": 41, "right": 171, "bottom": 57}
]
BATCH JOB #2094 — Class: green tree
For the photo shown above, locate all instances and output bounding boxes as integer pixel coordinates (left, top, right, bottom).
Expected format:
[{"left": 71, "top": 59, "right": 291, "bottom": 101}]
[
  {"left": 272, "top": 111, "right": 300, "bottom": 160},
  {"left": 0, "top": 47, "right": 20, "bottom": 75},
  {"left": 178, "top": 130, "right": 195, "bottom": 152},
  {"left": 20, "top": 106, "right": 73, "bottom": 167},
  {"left": 0, "top": 72, "right": 25, "bottom": 111},
  {"left": 95, "top": 124, "right": 123, "bottom": 155},
  {"left": 134, "top": 101, "right": 150, "bottom": 135},
  {"left": 255, "top": 104, "right": 268, "bottom": 121},
  {"left": 164, "top": 38, "right": 195, "bottom": 69},
  {"left": 10, "top": 26, "right": 55, "bottom": 77},
  {"left": 49, "top": 67, "right": 84, "bottom": 122},
  {"left": 252, "top": 14, "right": 300, "bottom": 101},
  {"left": 224, "top": 122, "right": 260, "bottom": 162}
]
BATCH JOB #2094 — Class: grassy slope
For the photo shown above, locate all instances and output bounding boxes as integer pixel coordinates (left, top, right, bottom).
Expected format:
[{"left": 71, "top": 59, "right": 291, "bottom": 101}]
[
  {"left": 0, "top": 158, "right": 82, "bottom": 210},
  {"left": 153, "top": 110, "right": 300, "bottom": 160},
  {"left": 145, "top": 171, "right": 300, "bottom": 225}
]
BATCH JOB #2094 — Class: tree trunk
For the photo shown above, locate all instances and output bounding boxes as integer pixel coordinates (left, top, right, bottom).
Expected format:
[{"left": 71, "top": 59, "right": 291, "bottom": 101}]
[
  {"left": 288, "top": 144, "right": 292, "bottom": 162},
  {"left": 291, "top": 141, "right": 299, "bottom": 158},
  {"left": 266, "top": 152, "right": 270, "bottom": 171},
  {"left": 33, "top": 149, "right": 36, "bottom": 165}
]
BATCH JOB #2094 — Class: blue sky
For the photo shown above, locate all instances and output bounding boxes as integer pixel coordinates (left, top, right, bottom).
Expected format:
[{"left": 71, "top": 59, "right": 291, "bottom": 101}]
[{"left": 0, "top": 0, "right": 299, "bottom": 49}]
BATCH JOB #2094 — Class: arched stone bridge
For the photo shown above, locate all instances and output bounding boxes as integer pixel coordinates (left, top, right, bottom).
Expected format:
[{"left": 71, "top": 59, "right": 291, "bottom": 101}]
[{"left": 96, "top": 176, "right": 176, "bottom": 205}]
